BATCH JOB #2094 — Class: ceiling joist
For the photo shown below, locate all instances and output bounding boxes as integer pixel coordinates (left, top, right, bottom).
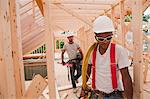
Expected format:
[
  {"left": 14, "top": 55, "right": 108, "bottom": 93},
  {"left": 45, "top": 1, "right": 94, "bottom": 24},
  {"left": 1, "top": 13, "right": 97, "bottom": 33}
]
[
  {"left": 53, "top": 4, "right": 92, "bottom": 26},
  {"left": 35, "top": 0, "right": 44, "bottom": 16}
]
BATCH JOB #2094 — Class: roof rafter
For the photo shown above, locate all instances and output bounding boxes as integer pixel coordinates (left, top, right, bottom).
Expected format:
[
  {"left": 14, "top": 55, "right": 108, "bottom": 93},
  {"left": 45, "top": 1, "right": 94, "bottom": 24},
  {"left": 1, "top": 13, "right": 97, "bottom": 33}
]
[{"left": 53, "top": 4, "right": 92, "bottom": 26}]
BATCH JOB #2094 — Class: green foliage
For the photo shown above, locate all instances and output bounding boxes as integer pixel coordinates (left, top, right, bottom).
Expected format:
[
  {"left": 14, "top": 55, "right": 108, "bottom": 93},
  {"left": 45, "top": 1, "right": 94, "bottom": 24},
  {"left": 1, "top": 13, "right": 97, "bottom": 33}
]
[
  {"left": 143, "top": 15, "right": 150, "bottom": 22},
  {"left": 60, "top": 41, "right": 64, "bottom": 49},
  {"left": 56, "top": 40, "right": 59, "bottom": 49},
  {"left": 31, "top": 44, "right": 46, "bottom": 54},
  {"left": 124, "top": 14, "right": 150, "bottom": 22},
  {"left": 125, "top": 15, "right": 132, "bottom": 22}
]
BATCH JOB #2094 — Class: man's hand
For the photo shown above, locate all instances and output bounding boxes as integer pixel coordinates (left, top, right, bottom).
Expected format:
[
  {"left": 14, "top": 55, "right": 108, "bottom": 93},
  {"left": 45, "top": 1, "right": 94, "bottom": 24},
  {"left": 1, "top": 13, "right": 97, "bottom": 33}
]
[
  {"left": 80, "top": 86, "right": 91, "bottom": 98},
  {"left": 61, "top": 50, "right": 65, "bottom": 65},
  {"left": 62, "top": 60, "right": 65, "bottom": 65},
  {"left": 120, "top": 67, "right": 133, "bottom": 99},
  {"left": 80, "top": 89, "right": 86, "bottom": 98}
]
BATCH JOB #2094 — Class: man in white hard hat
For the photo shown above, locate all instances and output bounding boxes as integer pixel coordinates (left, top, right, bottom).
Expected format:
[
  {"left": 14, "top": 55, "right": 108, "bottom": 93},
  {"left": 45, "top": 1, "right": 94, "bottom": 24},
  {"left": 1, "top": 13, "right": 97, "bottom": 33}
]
[
  {"left": 61, "top": 32, "right": 83, "bottom": 93},
  {"left": 80, "top": 16, "right": 133, "bottom": 99}
]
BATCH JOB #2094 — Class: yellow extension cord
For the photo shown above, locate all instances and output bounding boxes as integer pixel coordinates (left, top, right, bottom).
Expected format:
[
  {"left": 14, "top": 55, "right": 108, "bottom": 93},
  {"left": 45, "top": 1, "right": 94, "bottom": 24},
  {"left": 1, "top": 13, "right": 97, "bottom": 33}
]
[{"left": 82, "top": 42, "right": 98, "bottom": 90}]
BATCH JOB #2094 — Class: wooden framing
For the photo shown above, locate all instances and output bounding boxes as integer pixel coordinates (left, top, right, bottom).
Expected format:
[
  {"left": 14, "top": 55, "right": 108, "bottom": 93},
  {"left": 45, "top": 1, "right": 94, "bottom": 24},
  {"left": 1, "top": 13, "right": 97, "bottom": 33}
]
[
  {"left": 35, "top": 0, "right": 44, "bottom": 15},
  {"left": 119, "top": 0, "right": 126, "bottom": 47},
  {"left": 44, "top": 0, "right": 57, "bottom": 98},
  {"left": 132, "top": 0, "right": 143, "bottom": 98},
  {"left": 143, "top": 58, "right": 149, "bottom": 83},
  {"left": 32, "top": 0, "right": 35, "bottom": 18},
  {"left": 23, "top": 74, "right": 48, "bottom": 99},
  {"left": 143, "top": 0, "right": 150, "bottom": 11},
  {"left": 0, "top": 0, "right": 150, "bottom": 98},
  {"left": 53, "top": 4, "right": 92, "bottom": 26},
  {"left": 0, "top": 0, "right": 24, "bottom": 98},
  {"left": 11, "top": 1, "right": 25, "bottom": 96},
  {"left": 23, "top": 32, "right": 45, "bottom": 54},
  {"left": 77, "top": 27, "right": 86, "bottom": 53}
]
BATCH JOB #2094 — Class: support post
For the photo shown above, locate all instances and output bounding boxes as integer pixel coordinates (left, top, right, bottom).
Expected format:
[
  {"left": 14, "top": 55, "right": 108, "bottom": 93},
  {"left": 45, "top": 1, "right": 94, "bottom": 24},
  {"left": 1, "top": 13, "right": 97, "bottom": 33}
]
[
  {"left": 119, "top": 0, "right": 126, "bottom": 47},
  {"left": 132, "top": 0, "right": 143, "bottom": 99},
  {"left": 44, "top": 0, "right": 57, "bottom": 98},
  {"left": 0, "top": 0, "right": 25, "bottom": 98}
]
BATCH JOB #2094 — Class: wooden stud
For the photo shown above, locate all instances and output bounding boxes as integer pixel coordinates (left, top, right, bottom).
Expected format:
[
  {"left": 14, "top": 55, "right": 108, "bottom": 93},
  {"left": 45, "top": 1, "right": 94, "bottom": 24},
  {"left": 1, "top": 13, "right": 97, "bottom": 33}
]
[
  {"left": 10, "top": 0, "right": 25, "bottom": 97},
  {"left": 32, "top": 0, "right": 35, "bottom": 18},
  {"left": 77, "top": 27, "right": 86, "bottom": 53},
  {"left": 132, "top": 0, "right": 143, "bottom": 99},
  {"left": 143, "top": 59, "right": 149, "bottom": 83},
  {"left": 111, "top": 6, "right": 116, "bottom": 43},
  {"left": 44, "top": 0, "right": 57, "bottom": 98},
  {"left": 119, "top": 0, "right": 126, "bottom": 47},
  {"left": 0, "top": 0, "right": 25, "bottom": 98}
]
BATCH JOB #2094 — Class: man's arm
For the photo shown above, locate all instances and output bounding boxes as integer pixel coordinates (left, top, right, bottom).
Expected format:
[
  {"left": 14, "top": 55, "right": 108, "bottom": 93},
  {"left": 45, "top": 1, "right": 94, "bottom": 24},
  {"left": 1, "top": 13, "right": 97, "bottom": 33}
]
[
  {"left": 61, "top": 50, "right": 66, "bottom": 65},
  {"left": 86, "top": 64, "right": 92, "bottom": 82},
  {"left": 120, "top": 67, "right": 133, "bottom": 99},
  {"left": 77, "top": 47, "right": 83, "bottom": 60},
  {"left": 80, "top": 64, "right": 92, "bottom": 97}
]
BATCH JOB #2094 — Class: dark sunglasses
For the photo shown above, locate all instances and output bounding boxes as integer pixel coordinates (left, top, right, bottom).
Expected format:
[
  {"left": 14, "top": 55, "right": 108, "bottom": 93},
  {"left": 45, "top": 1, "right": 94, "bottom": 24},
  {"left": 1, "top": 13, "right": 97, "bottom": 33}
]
[{"left": 95, "top": 36, "right": 112, "bottom": 41}]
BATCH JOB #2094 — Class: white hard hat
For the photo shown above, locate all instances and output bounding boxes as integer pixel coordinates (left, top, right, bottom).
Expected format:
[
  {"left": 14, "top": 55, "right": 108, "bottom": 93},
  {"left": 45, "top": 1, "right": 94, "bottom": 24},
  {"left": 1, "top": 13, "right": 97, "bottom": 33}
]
[
  {"left": 66, "top": 32, "right": 74, "bottom": 37},
  {"left": 93, "top": 16, "right": 115, "bottom": 33}
]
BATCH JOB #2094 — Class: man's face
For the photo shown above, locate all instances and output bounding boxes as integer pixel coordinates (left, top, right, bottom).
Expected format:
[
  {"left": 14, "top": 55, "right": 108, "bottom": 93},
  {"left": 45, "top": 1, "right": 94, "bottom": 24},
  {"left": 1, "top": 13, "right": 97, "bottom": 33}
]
[
  {"left": 67, "top": 36, "right": 74, "bottom": 43},
  {"left": 95, "top": 32, "right": 113, "bottom": 46}
]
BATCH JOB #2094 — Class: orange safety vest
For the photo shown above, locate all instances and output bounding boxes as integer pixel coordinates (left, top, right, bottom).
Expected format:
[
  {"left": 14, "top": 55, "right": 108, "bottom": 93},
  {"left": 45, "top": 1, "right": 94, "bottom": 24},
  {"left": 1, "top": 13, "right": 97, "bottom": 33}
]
[{"left": 92, "top": 43, "right": 118, "bottom": 89}]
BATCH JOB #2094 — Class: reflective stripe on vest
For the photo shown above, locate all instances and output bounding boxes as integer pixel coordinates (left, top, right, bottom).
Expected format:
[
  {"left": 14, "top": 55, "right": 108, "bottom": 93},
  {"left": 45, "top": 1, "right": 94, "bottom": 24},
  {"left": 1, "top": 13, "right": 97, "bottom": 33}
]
[{"left": 92, "top": 43, "right": 118, "bottom": 89}]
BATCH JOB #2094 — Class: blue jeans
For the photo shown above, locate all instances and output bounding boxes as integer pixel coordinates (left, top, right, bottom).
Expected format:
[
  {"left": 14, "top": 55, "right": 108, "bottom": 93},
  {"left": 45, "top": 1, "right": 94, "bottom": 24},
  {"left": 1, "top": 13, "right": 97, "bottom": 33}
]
[
  {"left": 70, "top": 62, "right": 82, "bottom": 88},
  {"left": 89, "top": 91, "right": 123, "bottom": 99},
  {"left": 103, "top": 93, "right": 123, "bottom": 99}
]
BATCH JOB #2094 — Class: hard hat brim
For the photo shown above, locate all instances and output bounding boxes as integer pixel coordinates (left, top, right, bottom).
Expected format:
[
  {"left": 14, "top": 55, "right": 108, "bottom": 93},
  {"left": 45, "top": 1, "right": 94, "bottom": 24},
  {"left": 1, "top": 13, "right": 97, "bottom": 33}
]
[{"left": 93, "top": 29, "right": 115, "bottom": 34}]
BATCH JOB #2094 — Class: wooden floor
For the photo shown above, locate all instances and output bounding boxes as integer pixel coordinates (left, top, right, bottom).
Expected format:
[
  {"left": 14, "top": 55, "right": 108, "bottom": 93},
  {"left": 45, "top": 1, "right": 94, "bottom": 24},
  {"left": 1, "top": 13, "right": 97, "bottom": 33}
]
[
  {"left": 58, "top": 66, "right": 150, "bottom": 99},
  {"left": 24, "top": 58, "right": 150, "bottom": 99}
]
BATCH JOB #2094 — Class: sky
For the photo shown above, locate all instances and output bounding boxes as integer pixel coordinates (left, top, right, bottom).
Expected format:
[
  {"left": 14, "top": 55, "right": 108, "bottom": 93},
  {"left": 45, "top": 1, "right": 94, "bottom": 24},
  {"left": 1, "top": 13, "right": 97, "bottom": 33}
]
[{"left": 144, "top": 7, "right": 150, "bottom": 15}]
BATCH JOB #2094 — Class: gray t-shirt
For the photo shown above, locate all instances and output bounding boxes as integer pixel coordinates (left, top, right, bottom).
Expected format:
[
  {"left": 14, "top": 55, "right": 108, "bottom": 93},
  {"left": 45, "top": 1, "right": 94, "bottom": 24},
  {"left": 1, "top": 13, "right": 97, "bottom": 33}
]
[{"left": 62, "top": 42, "right": 80, "bottom": 60}]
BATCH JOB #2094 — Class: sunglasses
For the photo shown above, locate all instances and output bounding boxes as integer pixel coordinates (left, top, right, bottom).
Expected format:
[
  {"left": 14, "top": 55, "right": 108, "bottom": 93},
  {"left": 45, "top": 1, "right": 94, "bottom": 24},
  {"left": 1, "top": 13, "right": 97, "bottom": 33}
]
[{"left": 95, "top": 36, "right": 112, "bottom": 41}]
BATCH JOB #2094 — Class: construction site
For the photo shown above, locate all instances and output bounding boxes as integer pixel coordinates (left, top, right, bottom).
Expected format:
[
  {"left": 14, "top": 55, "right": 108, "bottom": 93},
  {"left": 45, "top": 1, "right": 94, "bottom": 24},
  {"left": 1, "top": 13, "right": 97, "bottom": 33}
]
[{"left": 1, "top": 0, "right": 150, "bottom": 99}]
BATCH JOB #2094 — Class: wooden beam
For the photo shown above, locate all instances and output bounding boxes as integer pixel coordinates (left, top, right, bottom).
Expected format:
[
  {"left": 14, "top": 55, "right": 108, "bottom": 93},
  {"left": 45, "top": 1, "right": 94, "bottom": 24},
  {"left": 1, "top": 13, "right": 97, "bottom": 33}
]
[
  {"left": 11, "top": 1, "right": 25, "bottom": 96},
  {"left": 19, "top": 1, "right": 32, "bottom": 8},
  {"left": 0, "top": 0, "right": 24, "bottom": 98},
  {"left": 132, "top": 0, "right": 143, "bottom": 98},
  {"left": 22, "top": 23, "right": 44, "bottom": 37},
  {"left": 23, "top": 34, "right": 45, "bottom": 55},
  {"left": 59, "top": 4, "right": 111, "bottom": 10},
  {"left": 44, "top": 0, "right": 57, "bottom": 98},
  {"left": 143, "top": 35, "right": 150, "bottom": 42},
  {"left": 23, "top": 27, "right": 44, "bottom": 43},
  {"left": 20, "top": 6, "right": 41, "bottom": 17},
  {"left": 32, "top": 0, "right": 35, "bottom": 18},
  {"left": 53, "top": 4, "right": 92, "bottom": 26},
  {"left": 143, "top": 0, "right": 150, "bottom": 11},
  {"left": 143, "top": 58, "right": 149, "bottom": 83},
  {"left": 21, "top": 15, "right": 34, "bottom": 29},
  {"left": 119, "top": 0, "right": 126, "bottom": 47},
  {"left": 24, "top": 62, "right": 46, "bottom": 66},
  {"left": 77, "top": 27, "right": 86, "bottom": 53},
  {"left": 55, "top": 25, "right": 66, "bottom": 31},
  {"left": 35, "top": 0, "right": 44, "bottom": 16},
  {"left": 23, "top": 74, "right": 48, "bottom": 99},
  {"left": 52, "top": 0, "right": 61, "bottom": 4},
  {"left": 23, "top": 30, "right": 45, "bottom": 50},
  {"left": 55, "top": 1, "right": 115, "bottom": 5}
]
